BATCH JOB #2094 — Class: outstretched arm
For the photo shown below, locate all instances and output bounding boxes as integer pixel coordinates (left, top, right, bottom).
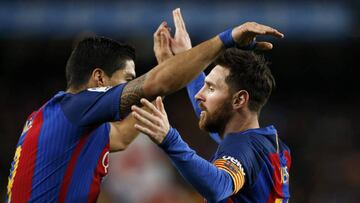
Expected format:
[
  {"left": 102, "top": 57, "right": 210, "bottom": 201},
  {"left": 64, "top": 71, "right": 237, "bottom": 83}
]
[
  {"left": 119, "top": 19, "right": 284, "bottom": 116},
  {"left": 131, "top": 98, "right": 244, "bottom": 202},
  {"left": 108, "top": 17, "right": 176, "bottom": 152}
]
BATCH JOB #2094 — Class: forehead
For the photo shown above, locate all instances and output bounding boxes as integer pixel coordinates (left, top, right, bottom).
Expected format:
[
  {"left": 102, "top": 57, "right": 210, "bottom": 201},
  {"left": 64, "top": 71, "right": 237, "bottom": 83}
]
[
  {"left": 122, "top": 60, "right": 135, "bottom": 75},
  {"left": 205, "top": 65, "right": 229, "bottom": 86}
]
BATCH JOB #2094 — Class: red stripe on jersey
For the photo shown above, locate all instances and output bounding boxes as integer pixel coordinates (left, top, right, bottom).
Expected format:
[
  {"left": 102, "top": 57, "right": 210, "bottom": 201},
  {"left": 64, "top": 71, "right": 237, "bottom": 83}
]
[
  {"left": 58, "top": 132, "right": 91, "bottom": 203},
  {"left": 227, "top": 198, "right": 234, "bottom": 203},
  {"left": 11, "top": 110, "right": 44, "bottom": 203},
  {"left": 284, "top": 150, "right": 291, "bottom": 170},
  {"left": 87, "top": 143, "right": 109, "bottom": 203},
  {"left": 267, "top": 153, "right": 283, "bottom": 203}
]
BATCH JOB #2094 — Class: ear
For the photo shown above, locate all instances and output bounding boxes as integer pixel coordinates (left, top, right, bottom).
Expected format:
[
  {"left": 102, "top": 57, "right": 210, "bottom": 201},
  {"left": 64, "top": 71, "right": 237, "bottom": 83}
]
[
  {"left": 232, "top": 90, "right": 249, "bottom": 110},
  {"left": 91, "top": 68, "right": 106, "bottom": 87}
]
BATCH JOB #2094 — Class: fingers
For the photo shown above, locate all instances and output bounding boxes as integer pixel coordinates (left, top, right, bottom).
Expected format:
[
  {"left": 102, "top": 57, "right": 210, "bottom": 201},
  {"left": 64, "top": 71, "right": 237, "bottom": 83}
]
[
  {"left": 140, "top": 98, "right": 163, "bottom": 117},
  {"left": 156, "top": 96, "right": 166, "bottom": 114},
  {"left": 160, "top": 31, "right": 169, "bottom": 48},
  {"left": 255, "top": 41, "right": 273, "bottom": 51},
  {"left": 249, "top": 23, "right": 284, "bottom": 38},
  {"left": 132, "top": 110, "right": 158, "bottom": 131},
  {"left": 173, "top": 8, "right": 187, "bottom": 33},
  {"left": 235, "top": 22, "right": 284, "bottom": 41},
  {"left": 134, "top": 123, "right": 155, "bottom": 137},
  {"left": 154, "top": 21, "right": 167, "bottom": 39}
]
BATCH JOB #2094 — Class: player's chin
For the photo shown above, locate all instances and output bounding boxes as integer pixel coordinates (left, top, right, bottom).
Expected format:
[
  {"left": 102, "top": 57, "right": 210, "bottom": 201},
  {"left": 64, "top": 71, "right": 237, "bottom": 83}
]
[{"left": 198, "top": 112, "right": 208, "bottom": 131}]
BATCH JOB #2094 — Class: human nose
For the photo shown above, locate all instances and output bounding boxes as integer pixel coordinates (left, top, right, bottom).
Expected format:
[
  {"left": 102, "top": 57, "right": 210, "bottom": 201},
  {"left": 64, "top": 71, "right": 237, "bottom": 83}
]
[{"left": 195, "top": 86, "right": 205, "bottom": 102}]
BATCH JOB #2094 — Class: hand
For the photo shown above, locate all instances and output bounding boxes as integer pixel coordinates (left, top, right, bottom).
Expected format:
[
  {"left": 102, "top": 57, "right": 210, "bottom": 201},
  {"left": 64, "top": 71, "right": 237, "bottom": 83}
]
[
  {"left": 170, "top": 8, "right": 192, "bottom": 54},
  {"left": 153, "top": 8, "right": 192, "bottom": 63},
  {"left": 131, "top": 97, "right": 170, "bottom": 144},
  {"left": 153, "top": 21, "right": 173, "bottom": 63},
  {"left": 232, "top": 22, "right": 284, "bottom": 50}
]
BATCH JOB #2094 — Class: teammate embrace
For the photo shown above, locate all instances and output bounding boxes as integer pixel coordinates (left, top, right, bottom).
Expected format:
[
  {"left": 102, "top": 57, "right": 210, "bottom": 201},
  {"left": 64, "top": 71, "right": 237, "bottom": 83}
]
[{"left": 7, "top": 8, "right": 288, "bottom": 203}]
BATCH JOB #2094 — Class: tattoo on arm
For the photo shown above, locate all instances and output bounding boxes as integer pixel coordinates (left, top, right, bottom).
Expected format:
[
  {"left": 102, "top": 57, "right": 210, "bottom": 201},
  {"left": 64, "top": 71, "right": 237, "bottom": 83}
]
[{"left": 120, "top": 74, "right": 147, "bottom": 116}]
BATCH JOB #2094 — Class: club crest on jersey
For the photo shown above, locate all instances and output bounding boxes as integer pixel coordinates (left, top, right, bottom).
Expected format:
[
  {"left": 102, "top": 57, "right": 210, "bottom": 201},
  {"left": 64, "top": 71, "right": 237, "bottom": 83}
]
[
  {"left": 102, "top": 151, "right": 109, "bottom": 173},
  {"left": 87, "top": 86, "right": 112, "bottom": 92},
  {"left": 21, "top": 117, "right": 34, "bottom": 134},
  {"left": 222, "top": 155, "right": 245, "bottom": 176},
  {"left": 281, "top": 166, "right": 289, "bottom": 184}
]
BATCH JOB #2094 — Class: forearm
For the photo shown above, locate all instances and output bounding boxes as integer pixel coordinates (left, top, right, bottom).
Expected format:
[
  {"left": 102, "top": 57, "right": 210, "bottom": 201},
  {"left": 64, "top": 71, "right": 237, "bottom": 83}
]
[
  {"left": 160, "top": 128, "right": 233, "bottom": 202},
  {"left": 109, "top": 116, "right": 139, "bottom": 152},
  {"left": 144, "top": 37, "right": 224, "bottom": 97}
]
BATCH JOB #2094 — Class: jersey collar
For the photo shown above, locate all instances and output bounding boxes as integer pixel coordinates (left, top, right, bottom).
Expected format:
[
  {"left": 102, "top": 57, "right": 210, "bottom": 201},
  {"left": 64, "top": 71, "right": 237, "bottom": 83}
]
[{"left": 226, "top": 125, "right": 277, "bottom": 137}]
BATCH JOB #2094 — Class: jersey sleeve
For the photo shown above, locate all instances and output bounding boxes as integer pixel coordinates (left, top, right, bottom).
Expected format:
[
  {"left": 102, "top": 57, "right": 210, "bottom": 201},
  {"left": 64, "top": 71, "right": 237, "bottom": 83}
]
[
  {"left": 186, "top": 73, "right": 222, "bottom": 144},
  {"left": 159, "top": 127, "right": 234, "bottom": 202},
  {"left": 61, "top": 84, "right": 126, "bottom": 127},
  {"left": 214, "top": 136, "right": 261, "bottom": 192}
]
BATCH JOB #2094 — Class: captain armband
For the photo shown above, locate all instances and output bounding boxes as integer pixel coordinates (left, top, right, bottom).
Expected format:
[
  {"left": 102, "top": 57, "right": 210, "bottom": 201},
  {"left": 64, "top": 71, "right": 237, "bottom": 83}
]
[{"left": 213, "top": 155, "right": 246, "bottom": 194}]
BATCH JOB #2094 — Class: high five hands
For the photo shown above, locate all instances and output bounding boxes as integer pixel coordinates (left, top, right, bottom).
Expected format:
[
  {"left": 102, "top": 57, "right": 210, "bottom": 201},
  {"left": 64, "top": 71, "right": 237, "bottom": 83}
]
[{"left": 153, "top": 8, "right": 192, "bottom": 63}]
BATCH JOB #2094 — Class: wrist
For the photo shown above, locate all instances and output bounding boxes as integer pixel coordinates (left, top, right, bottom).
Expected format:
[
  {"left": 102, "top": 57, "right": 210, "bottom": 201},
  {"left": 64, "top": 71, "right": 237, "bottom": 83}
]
[
  {"left": 159, "top": 127, "right": 177, "bottom": 148},
  {"left": 219, "top": 28, "right": 257, "bottom": 50},
  {"left": 156, "top": 53, "right": 173, "bottom": 64},
  {"left": 219, "top": 28, "right": 235, "bottom": 48}
]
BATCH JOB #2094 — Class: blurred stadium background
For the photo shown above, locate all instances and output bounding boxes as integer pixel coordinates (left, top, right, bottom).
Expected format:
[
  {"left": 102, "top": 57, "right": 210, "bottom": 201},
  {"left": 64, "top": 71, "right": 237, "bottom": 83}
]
[{"left": 1, "top": 0, "right": 360, "bottom": 202}]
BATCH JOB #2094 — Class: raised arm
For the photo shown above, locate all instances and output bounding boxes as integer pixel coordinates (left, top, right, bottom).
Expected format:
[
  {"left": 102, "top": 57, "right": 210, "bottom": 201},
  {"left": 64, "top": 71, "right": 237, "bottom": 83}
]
[
  {"left": 152, "top": 9, "right": 226, "bottom": 143},
  {"left": 119, "top": 20, "right": 284, "bottom": 116}
]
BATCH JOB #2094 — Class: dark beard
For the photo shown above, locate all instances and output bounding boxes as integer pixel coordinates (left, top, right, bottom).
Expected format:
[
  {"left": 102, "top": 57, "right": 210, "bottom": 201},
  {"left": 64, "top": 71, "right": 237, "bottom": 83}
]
[{"left": 199, "top": 99, "right": 232, "bottom": 134}]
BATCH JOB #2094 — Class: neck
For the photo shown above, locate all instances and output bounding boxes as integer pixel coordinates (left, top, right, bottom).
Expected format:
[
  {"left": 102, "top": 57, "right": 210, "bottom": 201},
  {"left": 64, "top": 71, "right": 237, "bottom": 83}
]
[
  {"left": 221, "top": 110, "right": 259, "bottom": 138},
  {"left": 66, "top": 87, "right": 82, "bottom": 94},
  {"left": 66, "top": 81, "right": 96, "bottom": 94}
]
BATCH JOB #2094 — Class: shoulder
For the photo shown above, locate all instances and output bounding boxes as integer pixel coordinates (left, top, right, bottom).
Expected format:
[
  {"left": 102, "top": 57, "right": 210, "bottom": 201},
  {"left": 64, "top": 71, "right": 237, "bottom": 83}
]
[{"left": 219, "top": 133, "right": 253, "bottom": 154}]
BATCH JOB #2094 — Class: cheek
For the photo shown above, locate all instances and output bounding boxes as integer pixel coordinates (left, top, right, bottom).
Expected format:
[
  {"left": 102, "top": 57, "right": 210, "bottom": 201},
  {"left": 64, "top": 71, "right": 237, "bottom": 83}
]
[{"left": 207, "top": 95, "right": 228, "bottom": 111}]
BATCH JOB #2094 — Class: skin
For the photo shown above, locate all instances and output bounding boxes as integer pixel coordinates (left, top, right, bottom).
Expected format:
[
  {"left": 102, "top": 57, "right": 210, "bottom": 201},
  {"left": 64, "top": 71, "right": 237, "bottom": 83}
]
[
  {"left": 107, "top": 9, "right": 193, "bottom": 152},
  {"left": 68, "top": 8, "right": 283, "bottom": 151},
  {"left": 195, "top": 66, "right": 234, "bottom": 135},
  {"left": 131, "top": 9, "right": 278, "bottom": 197},
  {"left": 88, "top": 9, "right": 194, "bottom": 152},
  {"left": 119, "top": 19, "right": 283, "bottom": 117},
  {"left": 82, "top": 59, "right": 140, "bottom": 152}
]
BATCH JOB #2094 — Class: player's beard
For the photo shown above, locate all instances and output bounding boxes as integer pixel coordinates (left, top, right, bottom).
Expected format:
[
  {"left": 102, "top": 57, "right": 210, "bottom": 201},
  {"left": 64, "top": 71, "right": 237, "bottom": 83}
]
[{"left": 199, "top": 99, "right": 233, "bottom": 134}]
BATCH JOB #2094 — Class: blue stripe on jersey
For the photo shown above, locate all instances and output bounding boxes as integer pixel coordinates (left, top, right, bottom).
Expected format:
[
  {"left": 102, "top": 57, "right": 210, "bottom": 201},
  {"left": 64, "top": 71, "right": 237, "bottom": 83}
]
[
  {"left": 65, "top": 123, "right": 109, "bottom": 202},
  {"left": 30, "top": 96, "right": 80, "bottom": 202},
  {"left": 61, "top": 84, "right": 125, "bottom": 126},
  {"left": 9, "top": 85, "right": 123, "bottom": 202},
  {"left": 247, "top": 164, "right": 272, "bottom": 202}
]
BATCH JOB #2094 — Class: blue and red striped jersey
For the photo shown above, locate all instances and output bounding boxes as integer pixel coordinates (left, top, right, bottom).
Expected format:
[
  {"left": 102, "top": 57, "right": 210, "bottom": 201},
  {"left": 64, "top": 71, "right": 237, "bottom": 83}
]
[
  {"left": 187, "top": 73, "right": 291, "bottom": 202},
  {"left": 211, "top": 126, "right": 291, "bottom": 203},
  {"left": 6, "top": 84, "right": 125, "bottom": 203}
]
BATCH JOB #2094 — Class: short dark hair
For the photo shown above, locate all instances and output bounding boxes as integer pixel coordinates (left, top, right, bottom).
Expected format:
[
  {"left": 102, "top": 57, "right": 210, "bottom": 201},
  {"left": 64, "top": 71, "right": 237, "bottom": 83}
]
[
  {"left": 65, "top": 36, "right": 136, "bottom": 89},
  {"left": 214, "top": 48, "right": 275, "bottom": 112}
]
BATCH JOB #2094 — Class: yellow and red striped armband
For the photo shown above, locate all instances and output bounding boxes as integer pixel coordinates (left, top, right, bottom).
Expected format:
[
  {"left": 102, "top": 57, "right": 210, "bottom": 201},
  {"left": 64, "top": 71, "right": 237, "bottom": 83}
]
[{"left": 213, "top": 156, "right": 246, "bottom": 194}]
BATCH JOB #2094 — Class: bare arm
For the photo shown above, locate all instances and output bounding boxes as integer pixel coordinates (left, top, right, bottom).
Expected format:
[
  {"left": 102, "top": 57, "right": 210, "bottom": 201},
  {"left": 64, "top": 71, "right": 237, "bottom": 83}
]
[
  {"left": 108, "top": 12, "right": 182, "bottom": 152},
  {"left": 109, "top": 117, "right": 139, "bottom": 152},
  {"left": 120, "top": 21, "right": 283, "bottom": 116}
]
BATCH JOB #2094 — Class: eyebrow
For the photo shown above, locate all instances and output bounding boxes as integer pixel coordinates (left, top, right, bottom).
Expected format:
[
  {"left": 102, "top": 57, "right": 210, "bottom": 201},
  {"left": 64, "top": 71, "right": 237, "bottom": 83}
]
[{"left": 204, "top": 79, "right": 216, "bottom": 87}]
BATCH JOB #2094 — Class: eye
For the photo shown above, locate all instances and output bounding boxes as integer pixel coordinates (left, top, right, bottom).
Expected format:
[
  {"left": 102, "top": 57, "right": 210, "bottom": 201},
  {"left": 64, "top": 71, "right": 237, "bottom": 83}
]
[{"left": 208, "top": 86, "right": 215, "bottom": 92}]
